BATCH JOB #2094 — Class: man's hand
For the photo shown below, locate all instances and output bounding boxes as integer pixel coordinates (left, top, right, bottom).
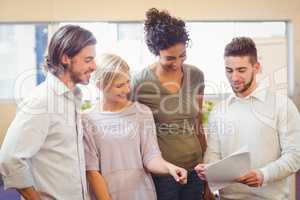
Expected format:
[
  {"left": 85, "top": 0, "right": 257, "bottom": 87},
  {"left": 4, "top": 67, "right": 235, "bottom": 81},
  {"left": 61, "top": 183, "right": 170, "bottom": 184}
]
[
  {"left": 167, "top": 164, "right": 188, "bottom": 184},
  {"left": 17, "top": 187, "right": 42, "bottom": 200},
  {"left": 194, "top": 163, "right": 207, "bottom": 180},
  {"left": 235, "top": 170, "right": 264, "bottom": 187}
]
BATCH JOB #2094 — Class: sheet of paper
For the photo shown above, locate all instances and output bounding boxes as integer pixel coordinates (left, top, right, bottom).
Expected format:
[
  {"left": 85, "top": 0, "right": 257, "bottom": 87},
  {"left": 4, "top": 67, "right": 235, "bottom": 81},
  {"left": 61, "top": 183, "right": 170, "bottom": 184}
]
[{"left": 205, "top": 146, "right": 251, "bottom": 192}]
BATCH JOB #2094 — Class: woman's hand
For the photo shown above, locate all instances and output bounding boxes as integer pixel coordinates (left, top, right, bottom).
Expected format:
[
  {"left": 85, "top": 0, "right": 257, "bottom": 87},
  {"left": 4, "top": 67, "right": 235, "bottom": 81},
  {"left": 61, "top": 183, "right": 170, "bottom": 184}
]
[
  {"left": 146, "top": 155, "right": 187, "bottom": 184},
  {"left": 166, "top": 163, "right": 188, "bottom": 184}
]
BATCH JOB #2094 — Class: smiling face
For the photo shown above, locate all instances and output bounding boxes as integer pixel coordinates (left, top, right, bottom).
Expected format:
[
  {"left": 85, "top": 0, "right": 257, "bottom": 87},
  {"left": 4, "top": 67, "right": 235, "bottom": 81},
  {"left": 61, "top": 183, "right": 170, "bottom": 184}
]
[
  {"left": 158, "top": 43, "right": 186, "bottom": 72},
  {"left": 225, "top": 56, "right": 260, "bottom": 97},
  {"left": 62, "top": 45, "right": 96, "bottom": 85},
  {"left": 103, "top": 73, "right": 131, "bottom": 104}
]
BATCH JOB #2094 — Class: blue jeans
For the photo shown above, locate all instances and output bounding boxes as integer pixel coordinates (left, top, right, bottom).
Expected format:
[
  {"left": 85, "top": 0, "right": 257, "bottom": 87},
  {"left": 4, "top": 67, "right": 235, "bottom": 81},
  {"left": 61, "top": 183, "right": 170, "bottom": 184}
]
[{"left": 153, "top": 170, "right": 204, "bottom": 200}]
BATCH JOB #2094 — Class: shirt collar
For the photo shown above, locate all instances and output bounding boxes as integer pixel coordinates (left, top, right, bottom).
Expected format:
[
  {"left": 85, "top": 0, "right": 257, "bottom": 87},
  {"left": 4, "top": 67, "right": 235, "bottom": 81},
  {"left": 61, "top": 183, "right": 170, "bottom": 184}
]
[
  {"left": 251, "top": 84, "right": 268, "bottom": 102},
  {"left": 46, "top": 72, "right": 71, "bottom": 96},
  {"left": 227, "top": 84, "right": 268, "bottom": 105}
]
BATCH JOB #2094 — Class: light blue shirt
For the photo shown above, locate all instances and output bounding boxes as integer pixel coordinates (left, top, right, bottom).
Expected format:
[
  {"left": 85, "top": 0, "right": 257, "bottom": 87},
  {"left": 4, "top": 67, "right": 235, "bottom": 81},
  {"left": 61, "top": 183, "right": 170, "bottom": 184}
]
[{"left": 0, "top": 73, "right": 88, "bottom": 200}]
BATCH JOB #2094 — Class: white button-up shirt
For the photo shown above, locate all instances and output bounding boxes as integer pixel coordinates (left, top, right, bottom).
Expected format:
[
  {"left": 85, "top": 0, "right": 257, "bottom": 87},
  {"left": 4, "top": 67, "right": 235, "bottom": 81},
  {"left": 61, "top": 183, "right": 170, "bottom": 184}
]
[
  {"left": 204, "top": 85, "right": 300, "bottom": 200},
  {"left": 0, "top": 73, "right": 89, "bottom": 200}
]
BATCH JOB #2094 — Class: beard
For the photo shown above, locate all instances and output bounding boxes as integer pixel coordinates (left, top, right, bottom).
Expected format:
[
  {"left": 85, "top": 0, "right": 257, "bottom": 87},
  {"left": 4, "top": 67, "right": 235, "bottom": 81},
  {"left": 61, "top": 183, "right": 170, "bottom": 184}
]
[
  {"left": 231, "top": 72, "right": 255, "bottom": 94},
  {"left": 69, "top": 69, "right": 85, "bottom": 84},
  {"left": 68, "top": 62, "right": 90, "bottom": 85}
]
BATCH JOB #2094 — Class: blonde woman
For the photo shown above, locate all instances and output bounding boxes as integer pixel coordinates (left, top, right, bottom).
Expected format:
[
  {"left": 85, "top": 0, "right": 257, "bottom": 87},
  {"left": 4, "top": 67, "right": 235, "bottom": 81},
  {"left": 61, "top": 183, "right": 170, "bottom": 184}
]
[{"left": 82, "top": 54, "right": 187, "bottom": 200}]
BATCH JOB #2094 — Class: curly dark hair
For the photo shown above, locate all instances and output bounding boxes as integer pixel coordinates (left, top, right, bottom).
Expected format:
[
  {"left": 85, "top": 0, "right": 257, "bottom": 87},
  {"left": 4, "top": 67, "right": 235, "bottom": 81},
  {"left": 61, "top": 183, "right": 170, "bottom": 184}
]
[
  {"left": 224, "top": 37, "right": 258, "bottom": 64},
  {"left": 144, "top": 8, "right": 190, "bottom": 56}
]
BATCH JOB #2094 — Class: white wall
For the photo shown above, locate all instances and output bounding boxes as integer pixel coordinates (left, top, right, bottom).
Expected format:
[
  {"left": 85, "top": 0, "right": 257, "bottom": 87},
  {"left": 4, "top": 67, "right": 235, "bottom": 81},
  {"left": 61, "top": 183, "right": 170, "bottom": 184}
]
[{"left": 0, "top": 0, "right": 299, "bottom": 108}]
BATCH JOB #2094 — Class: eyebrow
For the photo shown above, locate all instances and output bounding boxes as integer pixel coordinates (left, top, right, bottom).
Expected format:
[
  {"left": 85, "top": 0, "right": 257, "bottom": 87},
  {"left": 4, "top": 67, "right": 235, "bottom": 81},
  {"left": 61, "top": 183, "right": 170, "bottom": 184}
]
[
  {"left": 165, "top": 56, "right": 176, "bottom": 59},
  {"left": 164, "top": 51, "right": 186, "bottom": 59},
  {"left": 85, "top": 56, "right": 94, "bottom": 60},
  {"left": 114, "top": 80, "right": 130, "bottom": 86},
  {"left": 236, "top": 67, "right": 247, "bottom": 70},
  {"left": 225, "top": 66, "right": 247, "bottom": 70}
]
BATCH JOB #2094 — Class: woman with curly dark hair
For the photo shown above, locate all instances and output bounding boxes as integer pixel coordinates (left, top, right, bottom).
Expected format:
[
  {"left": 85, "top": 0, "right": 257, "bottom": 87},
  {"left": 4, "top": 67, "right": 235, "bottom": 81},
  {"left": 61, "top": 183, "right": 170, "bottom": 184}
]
[{"left": 131, "top": 8, "right": 207, "bottom": 200}]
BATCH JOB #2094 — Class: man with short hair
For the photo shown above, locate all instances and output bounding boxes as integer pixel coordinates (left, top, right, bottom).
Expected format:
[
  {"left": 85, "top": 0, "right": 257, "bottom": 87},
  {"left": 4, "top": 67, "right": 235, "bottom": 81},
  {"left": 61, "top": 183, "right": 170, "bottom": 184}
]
[
  {"left": 0, "top": 25, "right": 97, "bottom": 200},
  {"left": 195, "top": 37, "right": 300, "bottom": 200}
]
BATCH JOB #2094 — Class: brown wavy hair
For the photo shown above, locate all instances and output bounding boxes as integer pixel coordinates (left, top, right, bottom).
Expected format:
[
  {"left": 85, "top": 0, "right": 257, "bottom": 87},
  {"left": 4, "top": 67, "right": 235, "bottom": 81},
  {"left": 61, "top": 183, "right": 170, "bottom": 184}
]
[{"left": 45, "top": 25, "right": 97, "bottom": 76}]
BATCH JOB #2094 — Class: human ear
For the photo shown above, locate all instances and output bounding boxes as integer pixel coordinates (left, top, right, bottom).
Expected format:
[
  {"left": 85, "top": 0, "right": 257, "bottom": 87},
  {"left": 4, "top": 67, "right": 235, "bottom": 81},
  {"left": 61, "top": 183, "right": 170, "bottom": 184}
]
[
  {"left": 253, "top": 62, "right": 261, "bottom": 74},
  {"left": 61, "top": 54, "right": 71, "bottom": 66}
]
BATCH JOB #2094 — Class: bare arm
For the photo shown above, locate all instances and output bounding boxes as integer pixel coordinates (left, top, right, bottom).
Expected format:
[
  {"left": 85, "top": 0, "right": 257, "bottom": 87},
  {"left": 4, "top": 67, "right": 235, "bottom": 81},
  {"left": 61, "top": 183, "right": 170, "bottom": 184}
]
[
  {"left": 17, "top": 187, "right": 41, "bottom": 200},
  {"left": 145, "top": 155, "right": 187, "bottom": 184},
  {"left": 86, "top": 170, "right": 111, "bottom": 200},
  {"left": 145, "top": 155, "right": 169, "bottom": 174}
]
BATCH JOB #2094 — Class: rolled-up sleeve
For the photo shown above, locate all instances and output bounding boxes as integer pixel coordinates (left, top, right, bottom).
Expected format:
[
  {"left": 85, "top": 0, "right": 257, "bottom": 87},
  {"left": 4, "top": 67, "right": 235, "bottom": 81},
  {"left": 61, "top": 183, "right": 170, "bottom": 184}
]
[
  {"left": 260, "top": 97, "right": 300, "bottom": 184},
  {"left": 0, "top": 105, "right": 49, "bottom": 189},
  {"left": 82, "top": 115, "right": 100, "bottom": 171},
  {"left": 204, "top": 107, "right": 222, "bottom": 164}
]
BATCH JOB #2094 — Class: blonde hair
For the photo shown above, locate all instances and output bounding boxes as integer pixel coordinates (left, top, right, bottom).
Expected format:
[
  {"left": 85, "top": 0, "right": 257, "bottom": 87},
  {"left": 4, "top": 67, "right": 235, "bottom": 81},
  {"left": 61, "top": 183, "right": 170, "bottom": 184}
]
[{"left": 93, "top": 53, "right": 130, "bottom": 90}]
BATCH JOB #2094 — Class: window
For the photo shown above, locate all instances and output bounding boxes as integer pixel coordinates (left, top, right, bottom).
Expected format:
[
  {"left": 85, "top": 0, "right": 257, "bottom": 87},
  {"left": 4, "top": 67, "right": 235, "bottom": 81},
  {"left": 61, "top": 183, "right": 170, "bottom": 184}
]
[
  {"left": 0, "top": 22, "right": 288, "bottom": 101},
  {"left": 0, "top": 24, "right": 48, "bottom": 100},
  {"left": 186, "top": 22, "right": 287, "bottom": 96},
  {"left": 61, "top": 21, "right": 287, "bottom": 100}
]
